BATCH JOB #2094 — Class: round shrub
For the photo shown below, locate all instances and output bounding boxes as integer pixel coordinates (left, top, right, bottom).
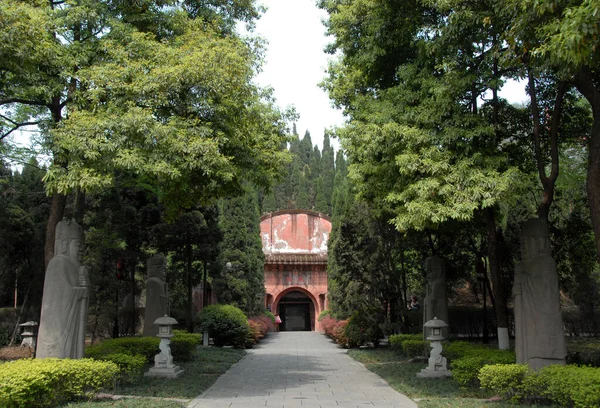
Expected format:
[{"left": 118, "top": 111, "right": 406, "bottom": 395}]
[
  {"left": 479, "top": 364, "right": 530, "bottom": 402},
  {"left": 196, "top": 304, "right": 249, "bottom": 348}
]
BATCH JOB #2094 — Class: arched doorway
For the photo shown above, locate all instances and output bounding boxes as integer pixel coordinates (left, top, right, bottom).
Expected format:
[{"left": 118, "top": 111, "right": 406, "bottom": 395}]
[{"left": 278, "top": 290, "right": 314, "bottom": 331}]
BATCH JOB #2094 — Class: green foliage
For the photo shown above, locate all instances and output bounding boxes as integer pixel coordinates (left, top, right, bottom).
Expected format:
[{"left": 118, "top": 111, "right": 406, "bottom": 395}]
[
  {"left": 402, "top": 339, "right": 428, "bottom": 358},
  {"left": 196, "top": 304, "right": 249, "bottom": 348},
  {"left": 567, "top": 339, "right": 600, "bottom": 367},
  {"left": 112, "top": 346, "right": 245, "bottom": 400},
  {"left": 263, "top": 311, "right": 276, "bottom": 324},
  {"left": 539, "top": 364, "right": 600, "bottom": 408},
  {"left": 0, "top": 358, "right": 118, "bottom": 408},
  {"left": 344, "top": 311, "right": 384, "bottom": 347},
  {"left": 85, "top": 337, "right": 159, "bottom": 363},
  {"left": 479, "top": 364, "right": 530, "bottom": 403},
  {"left": 94, "top": 353, "right": 146, "bottom": 384},
  {"left": 450, "top": 349, "right": 516, "bottom": 388},
  {"left": 170, "top": 334, "right": 200, "bottom": 362},
  {"left": 214, "top": 188, "right": 265, "bottom": 315},
  {"left": 480, "top": 363, "right": 600, "bottom": 408},
  {"left": 389, "top": 334, "right": 421, "bottom": 350},
  {"left": 318, "top": 310, "right": 331, "bottom": 321}
]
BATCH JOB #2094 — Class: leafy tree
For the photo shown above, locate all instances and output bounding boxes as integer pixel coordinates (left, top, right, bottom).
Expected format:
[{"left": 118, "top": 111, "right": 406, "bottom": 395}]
[
  {"left": 496, "top": 0, "right": 600, "bottom": 261},
  {"left": 0, "top": 0, "right": 291, "bottom": 269}
]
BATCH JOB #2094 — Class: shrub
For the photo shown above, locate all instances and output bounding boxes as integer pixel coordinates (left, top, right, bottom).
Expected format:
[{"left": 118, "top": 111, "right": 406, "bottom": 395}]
[
  {"left": 263, "top": 311, "right": 276, "bottom": 324},
  {"left": 196, "top": 304, "right": 249, "bottom": 348},
  {"left": 401, "top": 339, "right": 428, "bottom": 358},
  {"left": 567, "top": 340, "right": 600, "bottom": 367},
  {"left": 444, "top": 341, "right": 481, "bottom": 361},
  {"left": 332, "top": 320, "right": 350, "bottom": 347},
  {"left": 85, "top": 336, "right": 159, "bottom": 363},
  {"left": 538, "top": 364, "right": 600, "bottom": 408},
  {"left": 0, "top": 358, "right": 118, "bottom": 408},
  {"left": 450, "top": 348, "right": 515, "bottom": 388},
  {"left": 479, "top": 363, "right": 600, "bottom": 408},
  {"left": 344, "top": 312, "right": 383, "bottom": 348},
  {"left": 250, "top": 315, "right": 273, "bottom": 336},
  {"left": 389, "top": 334, "right": 422, "bottom": 351},
  {"left": 320, "top": 315, "right": 338, "bottom": 337},
  {"left": 318, "top": 310, "right": 331, "bottom": 321},
  {"left": 95, "top": 353, "right": 146, "bottom": 384},
  {"left": 479, "top": 364, "right": 530, "bottom": 402},
  {"left": 171, "top": 334, "right": 199, "bottom": 361},
  {"left": 245, "top": 320, "right": 263, "bottom": 348}
]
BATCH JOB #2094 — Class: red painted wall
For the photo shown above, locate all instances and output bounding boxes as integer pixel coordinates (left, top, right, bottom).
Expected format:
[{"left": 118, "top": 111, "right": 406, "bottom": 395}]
[{"left": 260, "top": 210, "right": 331, "bottom": 331}]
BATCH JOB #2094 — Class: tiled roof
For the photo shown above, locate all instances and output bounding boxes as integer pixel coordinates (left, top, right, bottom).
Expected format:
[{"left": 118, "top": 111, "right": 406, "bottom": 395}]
[{"left": 264, "top": 253, "right": 327, "bottom": 265}]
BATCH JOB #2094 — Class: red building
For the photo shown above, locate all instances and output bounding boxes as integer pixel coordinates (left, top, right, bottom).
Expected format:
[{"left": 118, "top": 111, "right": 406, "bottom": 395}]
[{"left": 260, "top": 210, "right": 331, "bottom": 331}]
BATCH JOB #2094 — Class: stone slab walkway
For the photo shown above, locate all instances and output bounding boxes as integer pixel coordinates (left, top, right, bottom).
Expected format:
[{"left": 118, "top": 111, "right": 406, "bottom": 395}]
[{"left": 187, "top": 332, "right": 417, "bottom": 408}]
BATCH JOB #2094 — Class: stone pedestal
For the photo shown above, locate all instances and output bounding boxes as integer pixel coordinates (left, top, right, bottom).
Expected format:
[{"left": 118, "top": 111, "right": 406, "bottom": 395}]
[
  {"left": 145, "top": 315, "right": 184, "bottom": 379},
  {"left": 417, "top": 317, "right": 451, "bottom": 379}
]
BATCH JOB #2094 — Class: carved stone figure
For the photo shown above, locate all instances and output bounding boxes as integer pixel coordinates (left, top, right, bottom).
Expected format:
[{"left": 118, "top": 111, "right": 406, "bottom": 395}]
[
  {"left": 423, "top": 256, "right": 449, "bottom": 327},
  {"left": 514, "top": 218, "right": 566, "bottom": 371},
  {"left": 143, "top": 255, "right": 168, "bottom": 337},
  {"left": 37, "top": 220, "right": 88, "bottom": 359}
]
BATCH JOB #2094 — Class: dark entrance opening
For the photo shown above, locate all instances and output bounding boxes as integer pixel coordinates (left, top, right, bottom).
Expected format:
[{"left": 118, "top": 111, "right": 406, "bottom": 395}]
[{"left": 279, "top": 291, "right": 313, "bottom": 331}]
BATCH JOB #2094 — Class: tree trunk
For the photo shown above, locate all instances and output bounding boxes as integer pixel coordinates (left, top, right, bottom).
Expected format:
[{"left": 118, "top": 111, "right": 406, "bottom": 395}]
[
  {"left": 574, "top": 68, "right": 600, "bottom": 263},
  {"left": 186, "top": 239, "right": 194, "bottom": 333},
  {"left": 586, "top": 108, "right": 600, "bottom": 263},
  {"left": 485, "top": 207, "right": 509, "bottom": 349},
  {"left": 44, "top": 194, "right": 67, "bottom": 269}
]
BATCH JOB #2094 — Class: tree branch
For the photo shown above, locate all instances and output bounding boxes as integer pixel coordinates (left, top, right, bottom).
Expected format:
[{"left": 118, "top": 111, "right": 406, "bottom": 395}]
[
  {"left": 548, "top": 81, "right": 567, "bottom": 182},
  {"left": 0, "top": 98, "right": 47, "bottom": 107},
  {"left": 527, "top": 69, "right": 547, "bottom": 185},
  {"left": 0, "top": 114, "right": 43, "bottom": 141}
]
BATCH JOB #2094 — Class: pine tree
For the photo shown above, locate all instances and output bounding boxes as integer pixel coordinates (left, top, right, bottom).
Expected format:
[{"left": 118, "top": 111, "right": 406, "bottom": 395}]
[{"left": 214, "top": 187, "right": 265, "bottom": 315}]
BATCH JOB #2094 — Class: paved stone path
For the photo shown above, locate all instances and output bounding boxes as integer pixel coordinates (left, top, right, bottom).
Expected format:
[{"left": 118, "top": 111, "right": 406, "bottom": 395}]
[{"left": 187, "top": 332, "right": 417, "bottom": 408}]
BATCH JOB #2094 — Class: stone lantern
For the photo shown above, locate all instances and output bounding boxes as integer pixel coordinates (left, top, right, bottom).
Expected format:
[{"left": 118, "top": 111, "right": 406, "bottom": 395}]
[
  {"left": 145, "top": 315, "right": 184, "bottom": 378},
  {"left": 19, "top": 321, "right": 38, "bottom": 351},
  {"left": 417, "top": 317, "right": 451, "bottom": 378}
]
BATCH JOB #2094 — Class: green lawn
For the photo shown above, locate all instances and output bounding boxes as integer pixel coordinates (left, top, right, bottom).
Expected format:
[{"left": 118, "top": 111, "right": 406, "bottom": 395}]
[
  {"left": 62, "top": 346, "right": 246, "bottom": 408},
  {"left": 348, "top": 348, "right": 555, "bottom": 408}
]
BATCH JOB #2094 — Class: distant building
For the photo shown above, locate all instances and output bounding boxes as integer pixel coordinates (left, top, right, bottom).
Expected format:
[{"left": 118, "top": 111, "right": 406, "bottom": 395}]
[{"left": 260, "top": 210, "right": 331, "bottom": 331}]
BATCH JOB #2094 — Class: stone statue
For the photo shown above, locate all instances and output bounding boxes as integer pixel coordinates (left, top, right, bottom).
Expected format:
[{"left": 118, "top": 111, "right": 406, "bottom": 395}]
[
  {"left": 423, "top": 256, "right": 449, "bottom": 328},
  {"left": 513, "top": 218, "right": 566, "bottom": 371},
  {"left": 143, "top": 255, "right": 168, "bottom": 336},
  {"left": 37, "top": 220, "right": 89, "bottom": 359}
]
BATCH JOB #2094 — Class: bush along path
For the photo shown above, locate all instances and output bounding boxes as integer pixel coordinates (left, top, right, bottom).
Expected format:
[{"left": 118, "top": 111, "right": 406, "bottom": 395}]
[{"left": 348, "top": 339, "right": 600, "bottom": 408}]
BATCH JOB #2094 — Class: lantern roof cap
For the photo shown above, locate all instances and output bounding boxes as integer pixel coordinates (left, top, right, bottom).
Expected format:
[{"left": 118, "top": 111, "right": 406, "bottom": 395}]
[
  {"left": 19, "top": 321, "right": 38, "bottom": 327},
  {"left": 153, "top": 315, "right": 178, "bottom": 326},
  {"left": 423, "top": 317, "right": 448, "bottom": 329}
]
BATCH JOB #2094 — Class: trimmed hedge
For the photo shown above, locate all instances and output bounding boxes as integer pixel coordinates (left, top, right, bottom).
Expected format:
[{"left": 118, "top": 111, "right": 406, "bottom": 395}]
[
  {"left": 445, "top": 341, "right": 515, "bottom": 388},
  {"left": 402, "top": 339, "right": 428, "bottom": 358},
  {"left": 196, "top": 304, "right": 249, "bottom": 348},
  {"left": 85, "top": 337, "right": 159, "bottom": 363},
  {"left": 0, "top": 358, "right": 118, "bottom": 408},
  {"left": 389, "top": 334, "right": 422, "bottom": 350},
  {"left": 85, "top": 331, "right": 199, "bottom": 363},
  {"left": 95, "top": 353, "right": 146, "bottom": 384},
  {"left": 479, "top": 363, "right": 600, "bottom": 408}
]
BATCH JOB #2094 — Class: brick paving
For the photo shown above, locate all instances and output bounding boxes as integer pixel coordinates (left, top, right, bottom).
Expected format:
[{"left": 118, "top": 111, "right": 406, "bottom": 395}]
[{"left": 187, "top": 332, "right": 417, "bottom": 408}]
